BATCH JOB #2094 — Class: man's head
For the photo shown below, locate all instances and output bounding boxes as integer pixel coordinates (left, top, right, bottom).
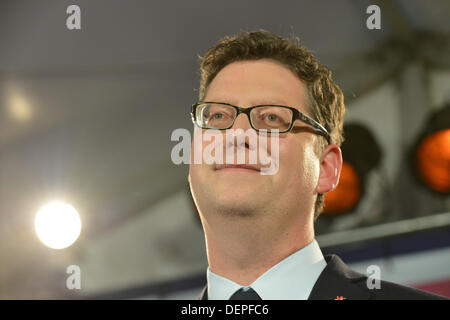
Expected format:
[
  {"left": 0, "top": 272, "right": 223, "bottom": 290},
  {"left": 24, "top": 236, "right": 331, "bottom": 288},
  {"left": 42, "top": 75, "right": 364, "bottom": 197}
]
[{"left": 189, "top": 30, "right": 345, "bottom": 227}]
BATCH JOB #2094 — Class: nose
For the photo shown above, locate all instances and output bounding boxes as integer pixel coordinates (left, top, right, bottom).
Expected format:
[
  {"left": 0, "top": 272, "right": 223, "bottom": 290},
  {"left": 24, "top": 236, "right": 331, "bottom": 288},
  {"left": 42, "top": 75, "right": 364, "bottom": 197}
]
[
  {"left": 231, "top": 112, "right": 253, "bottom": 131},
  {"left": 226, "top": 112, "right": 257, "bottom": 152}
]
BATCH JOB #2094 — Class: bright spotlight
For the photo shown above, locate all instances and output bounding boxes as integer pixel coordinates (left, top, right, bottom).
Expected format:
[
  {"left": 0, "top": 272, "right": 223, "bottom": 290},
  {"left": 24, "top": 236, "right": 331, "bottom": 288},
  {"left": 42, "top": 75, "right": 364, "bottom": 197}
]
[{"left": 34, "top": 202, "right": 82, "bottom": 249}]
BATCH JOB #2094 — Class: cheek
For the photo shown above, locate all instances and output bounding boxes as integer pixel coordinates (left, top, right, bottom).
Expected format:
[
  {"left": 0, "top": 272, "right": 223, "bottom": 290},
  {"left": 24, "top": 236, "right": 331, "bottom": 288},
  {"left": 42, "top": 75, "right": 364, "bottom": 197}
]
[
  {"left": 189, "top": 162, "right": 210, "bottom": 211},
  {"left": 278, "top": 138, "right": 319, "bottom": 191},
  {"left": 189, "top": 131, "right": 206, "bottom": 190},
  {"left": 301, "top": 146, "right": 320, "bottom": 187}
]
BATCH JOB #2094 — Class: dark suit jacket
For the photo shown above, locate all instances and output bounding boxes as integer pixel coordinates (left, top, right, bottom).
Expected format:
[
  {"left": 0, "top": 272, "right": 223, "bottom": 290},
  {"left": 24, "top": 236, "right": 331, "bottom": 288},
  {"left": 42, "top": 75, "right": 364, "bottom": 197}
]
[{"left": 199, "top": 254, "right": 448, "bottom": 300}]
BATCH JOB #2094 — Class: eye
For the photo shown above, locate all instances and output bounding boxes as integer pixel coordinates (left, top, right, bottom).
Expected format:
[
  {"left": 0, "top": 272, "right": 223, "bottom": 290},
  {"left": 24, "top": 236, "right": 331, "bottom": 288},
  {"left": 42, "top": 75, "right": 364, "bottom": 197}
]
[
  {"left": 266, "top": 114, "right": 279, "bottom": 122},
  {"left": 212, "top": 113, "right": 224, "bottom": 119},
  {"left": 260, "top": 112, "right": 282, "bottom": 123}
]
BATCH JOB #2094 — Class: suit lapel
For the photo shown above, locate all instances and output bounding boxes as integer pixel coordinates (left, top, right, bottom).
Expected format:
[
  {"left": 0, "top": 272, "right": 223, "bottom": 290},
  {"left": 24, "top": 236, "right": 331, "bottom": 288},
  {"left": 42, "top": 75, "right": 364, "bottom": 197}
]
[{"left": 308, "top": 254, "right": 374, "bottom": 300}]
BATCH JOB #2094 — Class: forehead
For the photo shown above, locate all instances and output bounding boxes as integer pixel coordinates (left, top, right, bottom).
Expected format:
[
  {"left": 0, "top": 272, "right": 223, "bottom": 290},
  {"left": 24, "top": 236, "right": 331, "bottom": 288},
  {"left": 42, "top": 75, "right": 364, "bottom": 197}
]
[{"left": 205, "top": 59, "right": 310, "bottom": 113}]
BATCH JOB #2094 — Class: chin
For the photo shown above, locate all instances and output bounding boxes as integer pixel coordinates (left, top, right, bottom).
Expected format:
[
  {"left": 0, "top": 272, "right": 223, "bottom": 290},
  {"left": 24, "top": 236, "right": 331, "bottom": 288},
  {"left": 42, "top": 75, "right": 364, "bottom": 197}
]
[{"left": 220, "top": 197, "right": 264, "bottom": 217}]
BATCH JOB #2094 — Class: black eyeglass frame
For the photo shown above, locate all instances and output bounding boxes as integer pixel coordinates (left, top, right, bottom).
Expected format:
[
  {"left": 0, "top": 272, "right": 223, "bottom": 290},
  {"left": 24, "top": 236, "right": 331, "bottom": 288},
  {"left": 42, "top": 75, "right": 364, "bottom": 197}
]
[{"left": 191, "top": 101, "right": 331, "bottom": 144}]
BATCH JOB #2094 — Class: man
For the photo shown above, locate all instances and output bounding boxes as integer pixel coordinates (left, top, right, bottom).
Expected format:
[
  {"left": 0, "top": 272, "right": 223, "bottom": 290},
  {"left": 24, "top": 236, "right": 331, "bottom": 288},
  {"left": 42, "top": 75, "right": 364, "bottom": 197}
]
[{"left": 188, "top": 30, "right": 446, "bottom": 300}]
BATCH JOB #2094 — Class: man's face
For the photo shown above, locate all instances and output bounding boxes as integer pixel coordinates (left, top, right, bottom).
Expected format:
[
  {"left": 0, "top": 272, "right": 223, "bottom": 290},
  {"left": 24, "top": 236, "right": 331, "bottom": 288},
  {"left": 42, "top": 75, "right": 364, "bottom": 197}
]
[{"left": 189, "top": 59, "right": 321, "bottom": 227}]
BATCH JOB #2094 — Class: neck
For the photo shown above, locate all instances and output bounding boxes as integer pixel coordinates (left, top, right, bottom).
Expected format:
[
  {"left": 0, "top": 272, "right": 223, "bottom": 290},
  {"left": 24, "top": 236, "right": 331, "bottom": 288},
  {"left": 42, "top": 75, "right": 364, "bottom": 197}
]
[{"left": 203, "top": 212, "right": 314, "bottom": 286}]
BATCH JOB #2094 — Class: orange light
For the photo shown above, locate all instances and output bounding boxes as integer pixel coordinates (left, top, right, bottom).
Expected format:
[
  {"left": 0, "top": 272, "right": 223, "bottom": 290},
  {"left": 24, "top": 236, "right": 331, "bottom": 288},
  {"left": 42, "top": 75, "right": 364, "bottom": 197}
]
[
  {"left": 415, "top": 129, "right": 450, "bottom": 194},
  {"left": 323, "top": 161, "right": 362, "bottom": 216}
]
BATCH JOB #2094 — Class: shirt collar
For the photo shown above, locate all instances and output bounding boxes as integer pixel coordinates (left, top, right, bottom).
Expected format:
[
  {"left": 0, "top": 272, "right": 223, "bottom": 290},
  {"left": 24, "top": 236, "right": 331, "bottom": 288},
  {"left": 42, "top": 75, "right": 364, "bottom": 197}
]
[{"left": 207, "top": 239, "right": 326, "bottom": 300}]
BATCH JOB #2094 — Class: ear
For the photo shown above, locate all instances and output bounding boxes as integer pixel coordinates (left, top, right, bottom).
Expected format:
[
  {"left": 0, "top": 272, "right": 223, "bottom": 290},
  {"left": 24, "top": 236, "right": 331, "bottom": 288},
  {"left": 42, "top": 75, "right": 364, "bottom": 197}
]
[{"left": 316, "top": 144, "right": 343, "bottom": 194}]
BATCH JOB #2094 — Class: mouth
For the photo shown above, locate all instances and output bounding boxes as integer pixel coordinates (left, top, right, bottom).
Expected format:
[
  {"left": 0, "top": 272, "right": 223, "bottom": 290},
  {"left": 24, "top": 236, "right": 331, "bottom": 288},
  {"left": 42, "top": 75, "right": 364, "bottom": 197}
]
[{"left": 215, "top": 164, "right": 261, "bottom": 172}]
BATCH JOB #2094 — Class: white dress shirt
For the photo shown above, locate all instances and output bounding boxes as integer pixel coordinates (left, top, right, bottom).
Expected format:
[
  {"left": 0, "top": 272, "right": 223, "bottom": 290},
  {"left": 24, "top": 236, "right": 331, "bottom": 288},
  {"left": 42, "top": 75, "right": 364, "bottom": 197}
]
[{"left": 207, "top": 239, "right": 327, "bottom": 300}]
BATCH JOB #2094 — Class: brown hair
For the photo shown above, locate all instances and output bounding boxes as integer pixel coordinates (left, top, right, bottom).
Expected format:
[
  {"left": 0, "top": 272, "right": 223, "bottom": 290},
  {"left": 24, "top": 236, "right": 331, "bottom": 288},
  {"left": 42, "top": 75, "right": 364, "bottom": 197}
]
[{"left": 198, "top": 29, "right": 345, "bottom": 220}]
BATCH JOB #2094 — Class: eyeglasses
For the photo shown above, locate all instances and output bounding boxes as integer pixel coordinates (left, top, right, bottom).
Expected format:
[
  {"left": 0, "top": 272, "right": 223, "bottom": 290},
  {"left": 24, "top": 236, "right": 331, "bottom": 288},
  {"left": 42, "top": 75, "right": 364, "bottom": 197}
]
[{"left": 191, "top": 101, "right": 330, "bottom": 144}]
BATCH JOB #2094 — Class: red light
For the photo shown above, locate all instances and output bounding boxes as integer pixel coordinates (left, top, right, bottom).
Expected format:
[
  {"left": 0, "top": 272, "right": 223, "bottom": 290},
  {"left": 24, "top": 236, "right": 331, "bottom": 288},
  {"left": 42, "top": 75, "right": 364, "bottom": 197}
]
[{"left": 415, "top": 129, "right": 450, "bottom": 194}]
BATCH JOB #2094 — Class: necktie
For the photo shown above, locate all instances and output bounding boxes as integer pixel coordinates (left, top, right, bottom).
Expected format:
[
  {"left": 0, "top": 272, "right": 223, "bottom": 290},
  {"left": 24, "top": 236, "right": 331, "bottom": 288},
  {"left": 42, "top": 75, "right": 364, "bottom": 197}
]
[{"left": 229, "top": 287, "right": 262, "bottom": 300}]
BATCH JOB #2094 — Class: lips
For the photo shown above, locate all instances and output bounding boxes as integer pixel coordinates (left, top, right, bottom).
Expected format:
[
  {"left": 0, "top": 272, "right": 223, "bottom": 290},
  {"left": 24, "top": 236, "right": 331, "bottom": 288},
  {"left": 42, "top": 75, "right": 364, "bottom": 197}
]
[{"left": 215, "top": 164, "right": 261, "bottom": 172}]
